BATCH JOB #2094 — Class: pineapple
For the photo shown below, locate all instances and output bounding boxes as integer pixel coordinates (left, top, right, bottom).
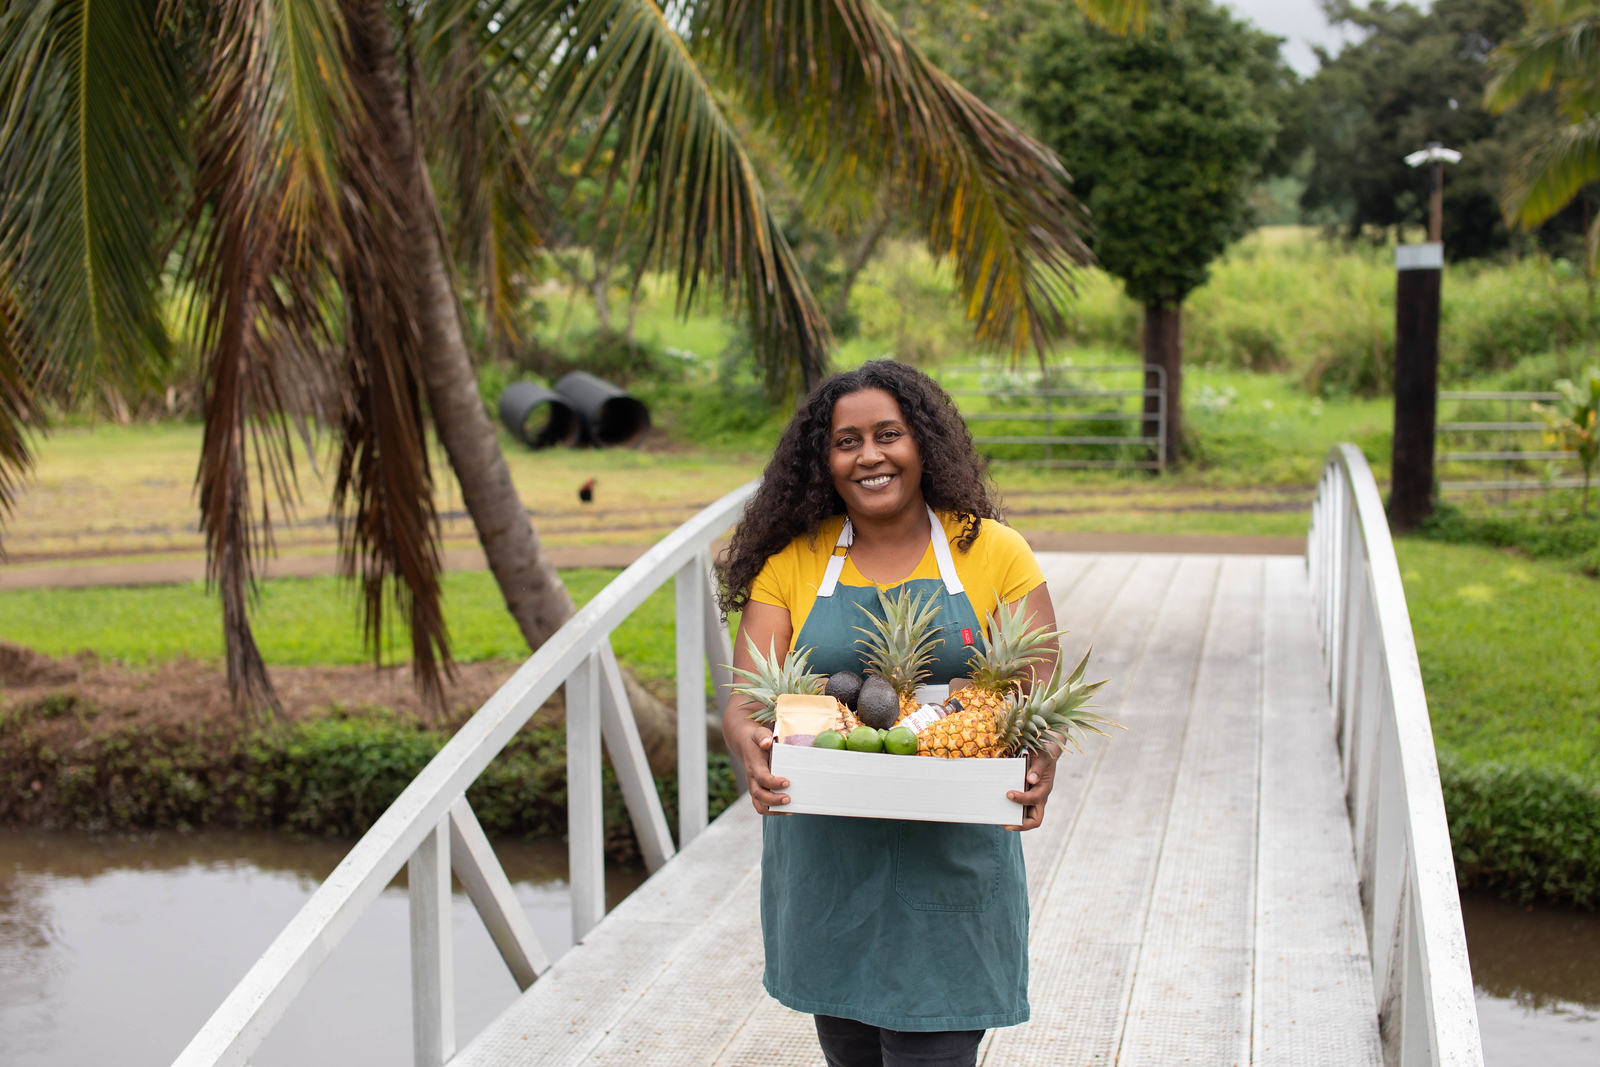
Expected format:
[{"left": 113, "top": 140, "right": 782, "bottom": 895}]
[
  {"left": 994, "top": 650, "right": 1116, "bottom": 757},
  {"left": 956, "top": 597, "right": 1064, "bottom": 725},
  {"left": 919, "top": 648, "right": 1114, "bottom": 758},
  {"left": 728, "top": 635, "right": 824, "bottom": 724},
  {"left": 853, "top": 587, "right": 945, "bottom": 725}
]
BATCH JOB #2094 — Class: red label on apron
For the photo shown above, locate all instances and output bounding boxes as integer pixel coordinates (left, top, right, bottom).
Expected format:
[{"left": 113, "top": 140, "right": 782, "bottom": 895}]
[{"left": 961, "top": 627, "right": 974, "bottom": 646}]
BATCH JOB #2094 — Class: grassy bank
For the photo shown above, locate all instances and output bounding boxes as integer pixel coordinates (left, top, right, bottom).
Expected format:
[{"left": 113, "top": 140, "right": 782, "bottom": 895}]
[{"left": 1398, "top": 540, "right": 1600, "bottom": 907}]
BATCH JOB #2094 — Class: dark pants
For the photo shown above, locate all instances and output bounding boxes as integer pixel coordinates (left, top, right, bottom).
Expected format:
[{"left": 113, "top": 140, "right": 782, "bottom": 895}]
[{"left": 814, "top": 1015, "right": 984, "bottom": 1067}]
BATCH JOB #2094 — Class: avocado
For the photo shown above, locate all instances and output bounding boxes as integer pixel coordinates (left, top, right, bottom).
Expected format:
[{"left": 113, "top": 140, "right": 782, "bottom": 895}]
[
  {"left": 856, "top": 675, "right": 900, "bottom": 730},
  {"left": 824, "top": 670, "right": 864, "bottom": 711}
]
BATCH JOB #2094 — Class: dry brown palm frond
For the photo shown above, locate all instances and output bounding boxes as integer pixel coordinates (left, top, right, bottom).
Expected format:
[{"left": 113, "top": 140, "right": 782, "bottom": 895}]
[
  {"left": 336, "top": 0, "right": 452, "bottom": 707},
  {"left": 0, "top": 278, "right": 40, "bottom": 530},
  {"left": 185, "top": 0, "right": 451, "bottom": 714}
]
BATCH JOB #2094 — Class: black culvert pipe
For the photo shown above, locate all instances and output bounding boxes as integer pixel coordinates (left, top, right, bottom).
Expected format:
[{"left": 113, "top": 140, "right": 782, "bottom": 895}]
[
  {"left": 552, "top": 371, "right": 651, "bottom": 447},
  {"left": 498, "top": 380, "right": 580, "bottom": 448}
]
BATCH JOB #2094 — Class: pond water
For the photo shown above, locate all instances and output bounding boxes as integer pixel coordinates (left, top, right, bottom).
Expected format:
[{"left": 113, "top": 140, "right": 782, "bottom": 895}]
[{"left": 0, "top": 830, "right": 1595, "bottom": 1066}]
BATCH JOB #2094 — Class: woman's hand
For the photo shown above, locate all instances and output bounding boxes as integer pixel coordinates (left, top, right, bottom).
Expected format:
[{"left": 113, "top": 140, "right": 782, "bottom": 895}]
[
  {"left": 1004, "top": 748, "right": 1058, "bottom": 831},
  {"left": 728, "top": 716, "right": 791, "bottom": 816}
]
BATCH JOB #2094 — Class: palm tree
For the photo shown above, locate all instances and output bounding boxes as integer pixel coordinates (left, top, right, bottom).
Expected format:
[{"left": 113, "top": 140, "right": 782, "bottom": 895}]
[
  {"left": 1486, "top": 0, "right": 1600, "bottom": 263},
  {"left": 0, "top": 0, "right": 1139, "bottom": 726}
]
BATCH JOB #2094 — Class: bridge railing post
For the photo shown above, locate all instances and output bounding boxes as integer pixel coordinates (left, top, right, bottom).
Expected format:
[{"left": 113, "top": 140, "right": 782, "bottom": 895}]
[
  {"left": 676, "top": 551, "right": 710, "bottom": 846},
  {"left": 567, "top": 650, "right": 605, "bottom": 942},
  {"left": 409, "top": 816, "right": 455, "bottom": 1067}
]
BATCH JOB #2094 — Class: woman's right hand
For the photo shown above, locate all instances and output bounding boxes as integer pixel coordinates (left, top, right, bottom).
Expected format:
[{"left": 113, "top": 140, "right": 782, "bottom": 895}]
[{"left": 728, "top": 716, "right": 791, "bottom": 815}]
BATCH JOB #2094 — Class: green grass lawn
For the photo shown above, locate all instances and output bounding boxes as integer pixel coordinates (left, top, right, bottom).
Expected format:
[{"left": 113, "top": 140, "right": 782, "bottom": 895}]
[
  {"left": 0, "top": 569, "right": 684, "bottom": 685},
  {"left": 1397, "top": 539, "right": 1600, "bottom": 777}
]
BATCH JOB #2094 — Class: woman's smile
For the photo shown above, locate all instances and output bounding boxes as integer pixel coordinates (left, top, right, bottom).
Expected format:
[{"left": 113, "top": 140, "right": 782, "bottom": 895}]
[{"left": 856, "top": 473, "right": 895, "bottom": 490}]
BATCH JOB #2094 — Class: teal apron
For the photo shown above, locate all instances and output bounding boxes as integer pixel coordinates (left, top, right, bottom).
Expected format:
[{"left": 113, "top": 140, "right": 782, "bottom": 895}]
[{"left": 760, "top": 508, "right": 1029, "bottom": 1031}]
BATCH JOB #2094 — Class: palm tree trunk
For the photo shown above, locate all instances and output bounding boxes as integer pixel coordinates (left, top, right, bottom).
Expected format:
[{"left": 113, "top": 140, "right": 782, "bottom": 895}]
[{"left": 344, "top": 1, "right": 682, "bottom": 770}]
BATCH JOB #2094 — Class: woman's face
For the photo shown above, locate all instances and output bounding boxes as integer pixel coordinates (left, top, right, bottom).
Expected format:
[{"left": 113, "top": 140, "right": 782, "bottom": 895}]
[{"left": 828, "top": 387, "right": 924, "bottom": 522}]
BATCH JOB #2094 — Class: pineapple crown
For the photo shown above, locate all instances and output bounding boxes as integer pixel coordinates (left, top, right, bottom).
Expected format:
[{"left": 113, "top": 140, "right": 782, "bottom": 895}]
[
  {"left": 853, "top": 586, "right": 944, "bottom": 696},
  {"left": 999, "top": 648, "right": 1117, "bottom": 757},
  {"left": 967, "top": 594, "right": 1063, "bottom": 690},
  {"left": 728, "top": 635, "right": 823, "bottom": 724}
]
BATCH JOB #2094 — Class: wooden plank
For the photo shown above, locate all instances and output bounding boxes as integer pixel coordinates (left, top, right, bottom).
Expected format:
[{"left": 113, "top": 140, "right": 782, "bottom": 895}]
[
  {"left": 597, "top": 641, "right": 676, "bottom": 873},
  {"left": 452, "top": 803, "right": 763, "bottom": 1067},
  {"left": 567, "top": 652, "right": 606, "bottom": 941},
  {"left": 408, "top": 818, "right": 455, "bottom": 1067},
  {"left": 1117, "top": 556, "right": 1264, "bottom": 1067},
  {"left": 678, "top": 553, "right": 710, "bottom": 844},
  {"left": 1253, "top": 556, "right": 1381, "bottom": 1065},
  {"left": 449, "top": 798, "right": 551, "bottom": 991},
  {"left": 988, "top": 555, "right": 1222, "bottom": 1066}
]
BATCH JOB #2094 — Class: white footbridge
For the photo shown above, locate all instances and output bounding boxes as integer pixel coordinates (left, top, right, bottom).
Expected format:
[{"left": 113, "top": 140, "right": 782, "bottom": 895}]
[{"left": 172, "top": 446, "right": 1484, "bottom": 1067}]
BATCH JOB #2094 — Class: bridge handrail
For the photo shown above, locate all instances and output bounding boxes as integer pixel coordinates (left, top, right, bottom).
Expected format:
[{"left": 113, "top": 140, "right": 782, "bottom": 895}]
[
  {"left": 1307, "top": 445, "right": 1483, "bottom": 1066},
  {"left": 171, "top": 480, "right": 759, "bottom": 1067}
]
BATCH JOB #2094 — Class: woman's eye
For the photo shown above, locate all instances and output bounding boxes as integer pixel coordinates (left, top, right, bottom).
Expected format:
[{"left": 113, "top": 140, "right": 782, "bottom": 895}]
[{"left": 834, "top": 436, "right": 858, "bottom": 450}]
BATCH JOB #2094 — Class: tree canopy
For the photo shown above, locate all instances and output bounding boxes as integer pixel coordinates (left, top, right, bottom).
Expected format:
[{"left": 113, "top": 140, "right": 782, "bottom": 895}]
[
  {"left": 1021, "top": 0, "right": 1287, "bottom": 309},
  {"left": 1297, "top": 0, "right": 1591, "bottom": 259}
]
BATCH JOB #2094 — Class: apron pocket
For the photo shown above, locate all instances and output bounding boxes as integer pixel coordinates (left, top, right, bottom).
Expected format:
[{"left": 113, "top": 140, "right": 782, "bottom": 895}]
[{"left": 893, "top": 822, "right": 1001, "bottom": 913}]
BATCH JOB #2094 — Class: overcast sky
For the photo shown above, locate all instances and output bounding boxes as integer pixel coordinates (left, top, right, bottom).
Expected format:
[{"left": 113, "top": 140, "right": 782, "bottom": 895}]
[{"left": 1222, "top": 0, "right": 1433, "bottom": 76}]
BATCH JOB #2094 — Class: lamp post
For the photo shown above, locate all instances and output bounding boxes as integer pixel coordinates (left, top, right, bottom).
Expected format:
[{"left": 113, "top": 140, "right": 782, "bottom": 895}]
[{"left": 1390, "top": 143, "right": 1462, "bottom": 531}]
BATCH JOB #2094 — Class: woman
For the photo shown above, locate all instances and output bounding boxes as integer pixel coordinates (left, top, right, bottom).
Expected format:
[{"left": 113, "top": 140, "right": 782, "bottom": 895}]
[{"left": 719, "top": 360, "right": 1061, "bottom": 1067}]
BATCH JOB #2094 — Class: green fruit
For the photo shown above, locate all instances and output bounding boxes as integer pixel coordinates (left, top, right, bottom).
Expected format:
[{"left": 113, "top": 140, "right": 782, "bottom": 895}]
[
  {"left": 856, "top": 675, "right": 900, "bottom": 730},
  {"left": 846, "top": 726, "right": 884, "bottom": 753},
  {"left": 877, "top": 729, "right": 888, "bottom": 744},
  {"left": 884, "top": 726, "right": 918, "bottom": 755},
  {"left": 813, "top": 730, "right": 847, "bottom": 750}
]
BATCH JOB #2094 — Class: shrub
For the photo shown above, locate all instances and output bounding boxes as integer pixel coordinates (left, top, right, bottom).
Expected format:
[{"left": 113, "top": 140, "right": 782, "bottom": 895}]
[
  {"left": 2, "top": 715, "right": 740, "bottom": 867},
  {"left": 1440, "top": 752, "right": 1600, "bottom": 909}
]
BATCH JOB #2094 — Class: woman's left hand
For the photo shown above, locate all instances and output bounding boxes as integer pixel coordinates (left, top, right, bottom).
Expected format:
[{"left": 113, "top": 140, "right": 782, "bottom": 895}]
[{"left": 1004, "top": 748, "right": 1058, "bottom": 831}]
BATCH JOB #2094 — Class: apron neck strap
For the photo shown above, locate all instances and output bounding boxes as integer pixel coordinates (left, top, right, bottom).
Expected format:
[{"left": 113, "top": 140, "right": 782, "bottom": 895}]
[{"left": 815, "top": 507, "right": 964, "bottom": 598}]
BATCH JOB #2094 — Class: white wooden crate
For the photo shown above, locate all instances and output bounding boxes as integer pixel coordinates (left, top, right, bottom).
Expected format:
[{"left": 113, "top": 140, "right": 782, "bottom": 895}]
[{"left": 769, "top": 744, "right": 1026, "bottom": 825}]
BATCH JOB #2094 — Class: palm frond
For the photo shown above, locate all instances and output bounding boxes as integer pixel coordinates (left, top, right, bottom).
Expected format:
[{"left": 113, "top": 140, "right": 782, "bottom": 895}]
[
  {"left": 186, "top": 0, "right": 451, "bottom": 712},
  {"left": 337, "top": 0, "right": 452, "bottom": 704},
  {"left": 0, "top": 277, "right": 39, "bottom": 526},
  {"left": 470, "top": 0, "right": 834, "bottom": 391},
  {"left": 0, "top": 0, "right": 186, "bottom": 398},
  {"left": 693, "top": 0, "right": 1094, "bottom": 364},
  {"left": 1503, "top": 111, "right": 1600, "bottom": 229},
  {"left": 1486, "top": 2, "right": 1600, "bottom": 115},
  {"left": 186, "top": 0, "right": 354, "bottom": 713}
]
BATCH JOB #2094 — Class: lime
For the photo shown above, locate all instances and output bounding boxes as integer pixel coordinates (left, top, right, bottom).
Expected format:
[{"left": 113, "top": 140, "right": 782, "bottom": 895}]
[
  {"left": 877, "top": 729, "right": 889, "bottom": 745},
  {"left": 846, "top": 726, "right": 884, "bottom": 753},
  {"left": 884, "top": 726, "right": 918, "bottom": 755},
  {"left": 813, "top": 730, "right": 847, "bottom": 750}
]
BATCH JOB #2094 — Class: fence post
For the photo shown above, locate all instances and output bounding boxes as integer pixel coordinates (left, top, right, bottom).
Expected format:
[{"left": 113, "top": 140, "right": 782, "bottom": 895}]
[
  {"left": 409, "top": 817, "right": 455, "bottom": 1067},
  {"left": 677, "top": 552, "right": 709, "bottom": 845},
  {"left": 567, "top": 652, "right": 605, "bottom": 941}
]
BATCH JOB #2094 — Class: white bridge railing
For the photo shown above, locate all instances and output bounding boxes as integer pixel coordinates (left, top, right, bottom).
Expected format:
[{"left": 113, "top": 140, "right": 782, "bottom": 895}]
[
  {"left": 171, "top": 481, "right": 758, "bottom": 1067},
  {"left": 1307, "top": 445, "right": 1483, "bottom": 1067}
]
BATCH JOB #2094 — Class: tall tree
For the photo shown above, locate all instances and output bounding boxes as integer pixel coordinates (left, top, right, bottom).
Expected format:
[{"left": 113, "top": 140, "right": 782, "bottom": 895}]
[
  {"left": 1022, "top": 0, "right": 1286, "bottom": 462},
  {"left": 0, "top": 1, "right": 1121, "bottom": 741}
]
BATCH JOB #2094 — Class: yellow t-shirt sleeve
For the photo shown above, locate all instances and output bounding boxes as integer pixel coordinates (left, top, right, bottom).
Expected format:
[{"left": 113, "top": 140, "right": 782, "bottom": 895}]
[
  {"left": 748, "top": 545, "right": 795, "bottom": 610},
  {"left": 967, "top": 519, "right": 1046, "bottom": 606}
]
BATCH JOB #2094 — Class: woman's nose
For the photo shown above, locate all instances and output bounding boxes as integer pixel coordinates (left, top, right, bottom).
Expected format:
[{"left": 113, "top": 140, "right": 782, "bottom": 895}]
[{"left": 859, "top": 438, "right": 884, "bottom": 464}]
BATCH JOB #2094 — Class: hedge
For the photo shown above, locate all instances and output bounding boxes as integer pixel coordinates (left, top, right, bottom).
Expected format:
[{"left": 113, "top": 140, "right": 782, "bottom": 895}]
[
  {"left": 2, "top": 713, "right": 740, "bottom": 866},
  {"left": 1439, "top": 752, "right": 1600, "bottom": 909}
]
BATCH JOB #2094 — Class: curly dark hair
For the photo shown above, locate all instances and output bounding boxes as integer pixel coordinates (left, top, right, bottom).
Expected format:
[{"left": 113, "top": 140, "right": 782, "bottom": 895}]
[{"left": 718, "top": 359, "right": 1001, "bottom": 614}]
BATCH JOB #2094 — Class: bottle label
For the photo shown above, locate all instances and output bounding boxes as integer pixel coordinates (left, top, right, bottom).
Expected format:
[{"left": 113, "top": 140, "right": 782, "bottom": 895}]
[{"left": 902, "top": 703, "right": 948, "bottom": 736}]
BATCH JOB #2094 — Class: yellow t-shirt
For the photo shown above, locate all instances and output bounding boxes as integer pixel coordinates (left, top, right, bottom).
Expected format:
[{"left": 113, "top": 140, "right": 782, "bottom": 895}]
[{"left": 748, "top": 511, "right": 1045, "bottom": 644}]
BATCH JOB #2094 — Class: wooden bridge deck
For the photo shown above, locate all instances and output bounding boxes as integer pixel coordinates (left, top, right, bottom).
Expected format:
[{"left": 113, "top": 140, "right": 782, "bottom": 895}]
[{"left": 454, "top": 553, "right": 1383, "bottom": 1067}]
